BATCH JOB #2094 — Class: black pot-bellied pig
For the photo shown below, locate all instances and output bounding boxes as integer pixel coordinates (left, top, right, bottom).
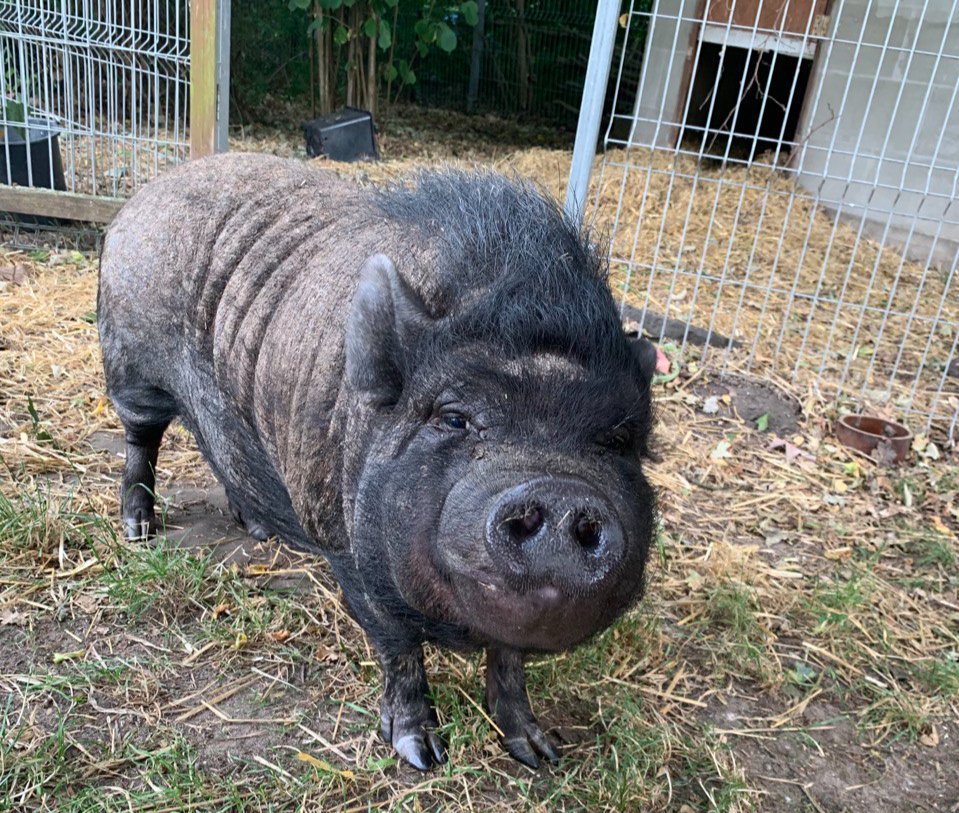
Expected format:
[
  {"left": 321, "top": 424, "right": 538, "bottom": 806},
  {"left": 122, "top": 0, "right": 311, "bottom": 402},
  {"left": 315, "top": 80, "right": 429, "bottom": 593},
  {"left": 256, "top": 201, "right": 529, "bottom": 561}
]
[{"left": 98, "top": 153, "right": 658, "bottom": 770}]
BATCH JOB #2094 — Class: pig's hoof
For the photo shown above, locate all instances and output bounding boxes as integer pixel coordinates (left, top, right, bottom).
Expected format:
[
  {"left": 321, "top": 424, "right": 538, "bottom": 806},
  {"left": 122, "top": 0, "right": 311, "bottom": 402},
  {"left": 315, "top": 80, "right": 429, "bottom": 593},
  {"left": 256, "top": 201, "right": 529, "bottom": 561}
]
[
  {"left": 123, "top": 509, "right": 156, "bottom": 541},
  {"left": 499, "top": 716, "right": 560, "bottom": 769},
  {"left": 228, "top": 501, "right": 270, "bottom": 541},
  {"left": 380, "top": 707, "right": 446, "bottom": 770},
  {"left": 245, "top": 520, "right": 270, "bottom": 541}
]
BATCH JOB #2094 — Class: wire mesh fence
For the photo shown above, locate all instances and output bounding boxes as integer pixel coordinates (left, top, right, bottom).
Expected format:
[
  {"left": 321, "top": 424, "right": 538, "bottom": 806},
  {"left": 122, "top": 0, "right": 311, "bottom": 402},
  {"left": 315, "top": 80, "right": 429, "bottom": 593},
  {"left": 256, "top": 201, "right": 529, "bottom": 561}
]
[
  {"left": 588, "top": 0, "right": 959, "bottom": 438},
  {"left": 0, "top": 0, "right": 191, "bottom": 203},
  {"left": 413, "top": 0, "right": 648, "bottom": 129}
]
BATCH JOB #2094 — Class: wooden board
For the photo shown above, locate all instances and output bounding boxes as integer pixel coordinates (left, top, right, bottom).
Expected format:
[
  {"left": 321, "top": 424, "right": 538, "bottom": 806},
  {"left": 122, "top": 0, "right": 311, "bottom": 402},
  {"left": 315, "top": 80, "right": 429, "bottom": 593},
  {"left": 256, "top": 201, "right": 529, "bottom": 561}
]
[
  {"left": 0, "top": 187, "right": 123, "bottom": 223},
  {"left": 706, "top": 0, "right": 827, "bottom": 36},
  {"left": 190, "top": 0, "right": 217, "bottom": 158}
]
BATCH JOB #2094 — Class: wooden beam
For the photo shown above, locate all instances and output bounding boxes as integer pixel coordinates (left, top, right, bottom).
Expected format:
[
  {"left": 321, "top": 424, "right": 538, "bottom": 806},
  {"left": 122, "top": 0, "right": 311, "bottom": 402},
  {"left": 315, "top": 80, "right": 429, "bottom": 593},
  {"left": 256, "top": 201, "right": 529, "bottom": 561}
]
[
  {"left": 0, "top": 186, "right": 123, "bottom": 223},
  {"left": 190, "top": 0, "right": 218, "bottom": 159}
]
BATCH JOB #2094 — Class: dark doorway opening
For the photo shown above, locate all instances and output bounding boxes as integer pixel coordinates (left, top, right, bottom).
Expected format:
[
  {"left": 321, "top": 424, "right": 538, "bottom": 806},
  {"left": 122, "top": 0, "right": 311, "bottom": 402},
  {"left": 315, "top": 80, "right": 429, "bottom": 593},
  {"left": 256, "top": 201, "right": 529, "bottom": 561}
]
[{"left": 682, "top": 42, "right": 813, "bottom": 162}]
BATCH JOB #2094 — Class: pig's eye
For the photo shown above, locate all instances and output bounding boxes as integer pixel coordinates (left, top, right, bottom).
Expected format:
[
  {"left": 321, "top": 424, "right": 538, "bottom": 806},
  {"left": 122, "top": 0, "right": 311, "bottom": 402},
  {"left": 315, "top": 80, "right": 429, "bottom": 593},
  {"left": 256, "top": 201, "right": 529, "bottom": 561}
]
[{"left": 437, "top": 411, "right": 469, "bottom": 431}]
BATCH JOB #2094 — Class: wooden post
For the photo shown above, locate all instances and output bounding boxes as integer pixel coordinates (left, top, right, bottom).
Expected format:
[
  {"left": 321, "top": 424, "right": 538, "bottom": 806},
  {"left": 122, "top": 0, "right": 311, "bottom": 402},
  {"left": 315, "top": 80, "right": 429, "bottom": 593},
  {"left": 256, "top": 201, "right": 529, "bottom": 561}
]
[
  {"left": 190, "top": 0, "right": 217, "bottom": 158},
  {"left": 467, "top": 0, "right": 486, "bottom": 113},
  {"left": 516, "top": 0, "right": 529, "bottom": 112}
]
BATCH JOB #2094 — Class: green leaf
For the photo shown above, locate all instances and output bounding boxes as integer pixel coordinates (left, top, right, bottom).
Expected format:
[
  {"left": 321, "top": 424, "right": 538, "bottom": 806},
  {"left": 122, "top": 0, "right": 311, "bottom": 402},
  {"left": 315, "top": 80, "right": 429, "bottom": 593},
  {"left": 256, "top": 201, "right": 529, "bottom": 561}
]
[
  {"left": 413, "top": 18, "right": 430, "bottom": 38},
  {"left": 320, "top": 0, "right": 342, "bottom": 7},
  {"left": 26, "top": 395, "right": 40, "bottom": 427},
  {"left": 288, "top": 0, "right": 311, "bottom": 9},
  {"left": 382, "top": 63, "right": 398, "bottom": 82},
  {"left": 363, "top": 17, "right": 377, "bottom": 38},
  {"left": 461, "top": 0, "right": 479, "bottom": 26},
  {"left": 377, "top": 18, "right": 391, "bottom": 49},
  {"left": 756, "top": 413, "right": 769, "bottom": 432},
  {"left": 436, "top": 22, "right": 457, "bottom": 52},
  {"left": 397, "top": 59, "right": 415, "bottom": 85},
  {"left": 333, "top": 24, "right": 350, "bottom": 45},
  {"left": 416, "top": 40, "right": 429, "bottom": 57}
]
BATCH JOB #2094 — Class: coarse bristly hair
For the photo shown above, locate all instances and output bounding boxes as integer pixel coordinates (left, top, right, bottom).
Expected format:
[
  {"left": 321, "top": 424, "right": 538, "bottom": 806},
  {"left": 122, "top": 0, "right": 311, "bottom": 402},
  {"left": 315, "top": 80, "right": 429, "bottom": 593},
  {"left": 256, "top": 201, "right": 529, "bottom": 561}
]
[{"left": 375, "top": 168, "right": 628, "bottom": 369}]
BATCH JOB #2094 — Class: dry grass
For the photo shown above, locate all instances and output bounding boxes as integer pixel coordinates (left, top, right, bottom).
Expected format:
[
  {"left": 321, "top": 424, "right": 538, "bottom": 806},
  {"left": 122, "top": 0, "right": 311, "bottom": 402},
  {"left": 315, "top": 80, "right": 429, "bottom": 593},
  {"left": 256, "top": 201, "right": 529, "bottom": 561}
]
[{"left": 1, "top": 111, "right": 958, "bottom": 812}]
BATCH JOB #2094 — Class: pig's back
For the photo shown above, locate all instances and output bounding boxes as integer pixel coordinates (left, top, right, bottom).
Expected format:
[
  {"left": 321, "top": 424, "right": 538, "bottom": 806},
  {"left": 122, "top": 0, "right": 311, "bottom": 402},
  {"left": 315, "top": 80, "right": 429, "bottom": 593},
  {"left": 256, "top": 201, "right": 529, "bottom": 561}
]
[
  {"left": 98, "top": 153, "right": 394, "bottom": 551},
  {"left": 100, "top": 153, "right": 364, "bottom": 375}
]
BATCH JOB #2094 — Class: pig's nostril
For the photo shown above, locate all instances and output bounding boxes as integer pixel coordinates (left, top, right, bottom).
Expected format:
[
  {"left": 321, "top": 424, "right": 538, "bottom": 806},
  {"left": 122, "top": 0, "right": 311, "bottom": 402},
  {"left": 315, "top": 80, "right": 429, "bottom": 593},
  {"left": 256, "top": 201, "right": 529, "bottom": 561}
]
[
  {"left": 504, "top": 504, "right": 545, "bottom": 543},
  {"left": 572, "top": 512, "right": 603, "bottom": 551}
]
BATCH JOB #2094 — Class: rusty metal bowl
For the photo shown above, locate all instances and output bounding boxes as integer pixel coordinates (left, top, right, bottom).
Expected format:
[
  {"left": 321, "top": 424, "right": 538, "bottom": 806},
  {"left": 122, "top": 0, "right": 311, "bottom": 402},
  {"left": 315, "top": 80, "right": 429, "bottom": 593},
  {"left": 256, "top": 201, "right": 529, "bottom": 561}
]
[{"left": 835, "top": 414, "right": 912, "bottom": 464}]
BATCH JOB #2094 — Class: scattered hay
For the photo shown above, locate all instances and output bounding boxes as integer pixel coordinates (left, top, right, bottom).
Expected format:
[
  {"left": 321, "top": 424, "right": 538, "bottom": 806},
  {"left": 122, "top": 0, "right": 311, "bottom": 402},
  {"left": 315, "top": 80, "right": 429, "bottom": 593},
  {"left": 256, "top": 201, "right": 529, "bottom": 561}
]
[{"left": 1, "top": 117, "right": 957, "bottom": 812}]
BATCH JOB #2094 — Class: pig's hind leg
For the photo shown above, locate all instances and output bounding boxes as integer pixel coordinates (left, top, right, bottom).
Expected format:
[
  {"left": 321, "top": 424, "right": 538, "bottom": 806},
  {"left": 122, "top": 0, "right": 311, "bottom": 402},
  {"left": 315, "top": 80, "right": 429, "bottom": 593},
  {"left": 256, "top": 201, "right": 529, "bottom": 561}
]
[{"left": 111, "top": 385, "right": 177, "bottom": 541}]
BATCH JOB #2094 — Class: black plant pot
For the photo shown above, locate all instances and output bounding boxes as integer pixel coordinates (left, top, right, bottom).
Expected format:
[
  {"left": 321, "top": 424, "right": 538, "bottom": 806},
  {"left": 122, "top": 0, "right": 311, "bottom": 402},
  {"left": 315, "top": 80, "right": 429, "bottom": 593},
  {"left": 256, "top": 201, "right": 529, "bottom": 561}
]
[{"left": 0, "top": 117, "right": 66, "bottom": 191}]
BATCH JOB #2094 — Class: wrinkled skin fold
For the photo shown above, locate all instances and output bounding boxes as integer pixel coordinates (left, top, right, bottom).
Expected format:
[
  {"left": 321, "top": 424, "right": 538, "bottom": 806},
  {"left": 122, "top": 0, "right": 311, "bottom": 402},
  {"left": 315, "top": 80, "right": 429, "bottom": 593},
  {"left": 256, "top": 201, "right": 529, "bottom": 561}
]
[{"left": 98, "top": 153, "right": 657, "bottom": 770}]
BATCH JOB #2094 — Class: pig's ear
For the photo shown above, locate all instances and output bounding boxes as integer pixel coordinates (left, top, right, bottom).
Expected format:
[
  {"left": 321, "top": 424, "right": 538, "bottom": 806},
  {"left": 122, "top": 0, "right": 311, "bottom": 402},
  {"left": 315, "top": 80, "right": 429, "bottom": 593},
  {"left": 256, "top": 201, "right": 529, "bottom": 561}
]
[
  {"left": 628, "top": 334, "right": 659, "bottom": 386},
  {"left": 345, "top": 253, "right": 430, "bottom": 407}
]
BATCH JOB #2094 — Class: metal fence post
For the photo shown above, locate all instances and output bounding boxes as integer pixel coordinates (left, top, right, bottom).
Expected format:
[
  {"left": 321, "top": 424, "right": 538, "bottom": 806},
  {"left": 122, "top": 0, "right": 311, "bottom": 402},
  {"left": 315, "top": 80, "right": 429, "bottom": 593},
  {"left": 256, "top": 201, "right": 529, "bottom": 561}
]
[
  {"left": 564, "top": 0, "right": 621, "bottom": 221},
  {"left": 216, "top": 0, "right": 232, "bottom": 152}
]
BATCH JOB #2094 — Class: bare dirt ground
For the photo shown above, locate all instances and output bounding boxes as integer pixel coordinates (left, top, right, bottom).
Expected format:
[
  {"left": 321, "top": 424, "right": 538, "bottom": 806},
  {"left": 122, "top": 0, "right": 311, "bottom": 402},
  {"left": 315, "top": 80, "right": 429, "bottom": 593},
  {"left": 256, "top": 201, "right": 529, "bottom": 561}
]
[{"left": 1, "top": 106, "right": 958, "bottom": 812}]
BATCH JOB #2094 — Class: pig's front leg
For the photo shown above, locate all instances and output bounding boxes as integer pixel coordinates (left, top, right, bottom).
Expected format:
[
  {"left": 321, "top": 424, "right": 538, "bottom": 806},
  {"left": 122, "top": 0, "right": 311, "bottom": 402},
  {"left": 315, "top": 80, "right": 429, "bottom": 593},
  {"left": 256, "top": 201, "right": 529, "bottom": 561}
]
[
  {"left": 486, "top": 646, "right": 560, "bottom": 768},
  {"left": 379, "top": 647, "right": 446, "bottom": 770}
]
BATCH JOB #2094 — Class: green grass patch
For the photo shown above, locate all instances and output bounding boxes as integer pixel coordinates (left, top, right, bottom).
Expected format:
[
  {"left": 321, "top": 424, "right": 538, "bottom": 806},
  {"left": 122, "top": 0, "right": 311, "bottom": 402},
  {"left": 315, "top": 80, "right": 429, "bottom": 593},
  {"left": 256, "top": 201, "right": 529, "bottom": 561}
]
[
  {"left": 700, "top": 581, "right": 774, "bottom": 682},
  {"left": 103, "top": 534, "right": 213, "bottom": 620}
]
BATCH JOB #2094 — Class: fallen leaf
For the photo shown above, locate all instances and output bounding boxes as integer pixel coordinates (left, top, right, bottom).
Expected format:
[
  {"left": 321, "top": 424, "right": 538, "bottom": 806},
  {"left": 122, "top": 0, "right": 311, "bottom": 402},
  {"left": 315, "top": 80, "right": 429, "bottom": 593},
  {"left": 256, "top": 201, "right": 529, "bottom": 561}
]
[
  {"left": 74, "top": 594, "right": 101, "bottom": 614},
  {"left": 268, "top": 629, "right": 291, "bottom": 643},
  {"left": 52, "top": 649, "right": 85, "bottom": 664},
  {"left": 824, "top": 547, "right": 852, "bottom": 560},
  {"left": 920, "top": 725, "right": 939, "bottom": 748},
  {"left": 710, "top": 439, "right": 732, "bottom": 460},
  {"left": 832, "top": 479, "right": 848, "bottom": 494},
  {"left": 756, "top": 413, "right": 769, "bottom": 432},
  {"left": 296, "top": 751, "right": 355, "bottom": 779},
  {"left": 932, "top": 515, "right": 955, "bottom": 539},
  {"left": 212, "top": 603, "right": 231, "bottom": 619},
  {"left": 769, "top": 436, "right": 815, "bottom": 463},
  {"left": 654, "top": 346, "right": 670, "bottom": 374},
  {"left": 703, "top": 396, "right": 720, "bottom": 415},
  {"left": 0, "top": 608, "right": 28, "bottom": 626},
  {"left": 0, "top": 264, "right": 29, "bottom": 284}
]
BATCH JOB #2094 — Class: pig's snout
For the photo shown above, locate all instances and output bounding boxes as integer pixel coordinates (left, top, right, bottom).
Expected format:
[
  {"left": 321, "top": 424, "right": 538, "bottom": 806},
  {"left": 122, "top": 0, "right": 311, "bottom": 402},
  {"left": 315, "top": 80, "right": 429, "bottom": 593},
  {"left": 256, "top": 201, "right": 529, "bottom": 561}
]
[{"left": 485, "top": 476, "right": 625, "bottom": 593}]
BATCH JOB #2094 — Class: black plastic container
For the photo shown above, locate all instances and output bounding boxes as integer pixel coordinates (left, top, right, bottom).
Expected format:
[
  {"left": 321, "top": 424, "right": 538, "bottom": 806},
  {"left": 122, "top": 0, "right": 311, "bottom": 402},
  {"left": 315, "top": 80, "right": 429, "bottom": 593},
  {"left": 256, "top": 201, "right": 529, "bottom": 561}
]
[
  {"left": 303, "top": 107, "right": 378, "bottom": 162},
  {"left": 0, "top": 118, "right": 66, "bottom": 191}
]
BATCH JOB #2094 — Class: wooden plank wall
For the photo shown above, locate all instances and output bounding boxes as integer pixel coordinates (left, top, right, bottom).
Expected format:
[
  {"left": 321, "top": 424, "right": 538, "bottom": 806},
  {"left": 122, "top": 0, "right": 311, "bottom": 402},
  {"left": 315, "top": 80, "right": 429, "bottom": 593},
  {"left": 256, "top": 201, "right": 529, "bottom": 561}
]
[{"left": 706, "top": 0, "right": 828, "bottom": 35}]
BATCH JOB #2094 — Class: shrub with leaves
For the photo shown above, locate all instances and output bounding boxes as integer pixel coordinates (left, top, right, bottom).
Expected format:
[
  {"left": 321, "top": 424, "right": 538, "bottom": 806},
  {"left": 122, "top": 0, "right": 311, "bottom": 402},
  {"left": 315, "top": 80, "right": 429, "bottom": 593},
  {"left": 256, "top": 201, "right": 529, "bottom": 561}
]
[{"left": 287, "top": 0, "right": 478, "bottom": 116}]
